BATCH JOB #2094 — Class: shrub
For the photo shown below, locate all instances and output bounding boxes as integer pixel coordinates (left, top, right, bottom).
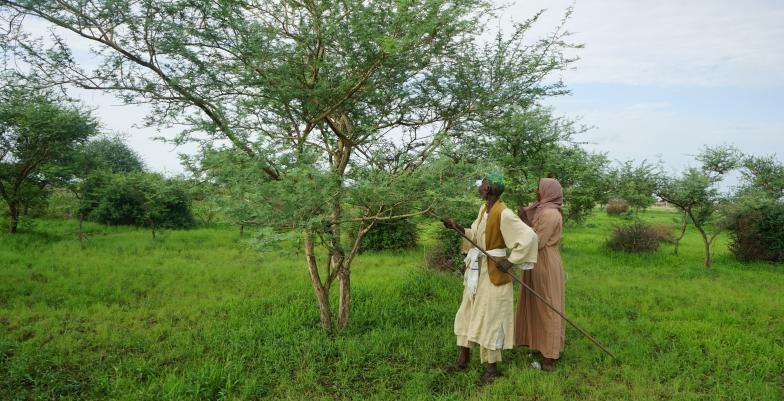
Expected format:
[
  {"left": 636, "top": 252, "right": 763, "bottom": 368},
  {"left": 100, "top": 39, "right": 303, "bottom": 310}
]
[
  {"left": 727, "top": 200, "right": 784, "bottom": 262},
  {"left": 650, "top": 223, "right": 675, "bottom": 243},
  {"left": 425, "top": 226, "right": 464, "bottom": 272},
  {"left": 606, "top": 198, "right": 630, "bottom": 215},
  {"left": 607, "top": 220, "right": 659, "bottom": 253},
  {"left": 355, "top": 218, "right": 418, "bottom": 253},
  {"left": 424, "top": 207, "right": 476, "bottom": 272},
  {"left": 92, "top": 173, "right": 194, "bottom": 229}
]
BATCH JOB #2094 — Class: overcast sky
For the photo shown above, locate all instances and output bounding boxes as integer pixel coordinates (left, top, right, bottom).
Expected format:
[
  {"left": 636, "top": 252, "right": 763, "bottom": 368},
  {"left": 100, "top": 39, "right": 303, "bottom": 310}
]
[{"left": 54, "top": 0, "right": 784, "bottom": 176}]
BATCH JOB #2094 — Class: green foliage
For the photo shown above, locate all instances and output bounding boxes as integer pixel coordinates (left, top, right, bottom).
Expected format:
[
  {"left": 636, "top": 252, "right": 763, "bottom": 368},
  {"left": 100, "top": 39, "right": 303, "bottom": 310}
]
[
  {"left": 0, "top": 85, "right": 98, "bottom": 232},
  {"left": 425, "top": 227, "right": 464, "bottom": 273},
  {"left": 607, "top": 160, "right": 661, "bottom": 210},
  {"left": 726, "top": 198, "right": 784, "bottom": 263},
  {"left": 657, "top": 146, "right": 738, "bottom": 268},
  {"left": 696, "top": 144, "right": 742, "bottom": 177},
  {"left": 542, "top": 146, "right": 611, "bottom": 223},
  {"left": 424, "top": 206, "right": 477, "bottom": 272},
  {"left": 43, "top": 188, "right": 79, "bottom": 218},
  {"left": 737, "top": 154, "right": 784, "bottom": 200},
  {"left": 76, "top": 136, "right": 145, "bottom": 174},
  {"left": 91, "top": 173, "right": 194, "bottom": 231},
  {"left": 607, "top": 220, "right": 660, "bottom": 253},
  {"left": 483, "top": 107, "right": 578, "bottom": 205},
  {"left": 354, "top": 218, "right": 418, "bottom": 253},
  {"left": 2, "top": 0, "right": 580, "bottom": 328},
  {"left": 658, "top": 169, "right": 723, "bottom": 226},
  {"left": 480, "top": 106, "right": 610, "bottom": 224},
  {"left": 726, "top": 153, "right": 784, "bottom": 262}
]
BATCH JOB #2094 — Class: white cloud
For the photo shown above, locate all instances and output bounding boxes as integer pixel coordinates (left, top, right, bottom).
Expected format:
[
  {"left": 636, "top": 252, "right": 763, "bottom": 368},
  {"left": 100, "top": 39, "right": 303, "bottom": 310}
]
[{"left": 503, "top": 0, "right": 784, "bottom": 87}]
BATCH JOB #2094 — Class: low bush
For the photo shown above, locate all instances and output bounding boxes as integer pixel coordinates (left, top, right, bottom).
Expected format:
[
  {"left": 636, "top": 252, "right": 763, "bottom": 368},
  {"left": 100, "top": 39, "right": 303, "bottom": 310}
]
[
  {"left": 607, "top": 220, "right": 659, "bottom": 253},
  {"left": 606, "top": 198, "right": 630, "bottom": 215},
  {"left": 727, "top": 200, "right": 784, "bottom": 262},
  {"left": 92, "top": 173, "right": 194, "bottom": 229}
]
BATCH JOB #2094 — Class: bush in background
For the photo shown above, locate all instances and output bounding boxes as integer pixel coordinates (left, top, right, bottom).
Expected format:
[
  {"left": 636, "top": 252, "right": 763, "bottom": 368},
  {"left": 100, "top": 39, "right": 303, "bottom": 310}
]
[
  {"left": 353, "top": 218, "right": 418, "bottom": 253},
  {"left": 727, "top": 200, "right": 784, "bottom": 263},
  {"left": 424, "top": 208, "right": 476, "bottom": 272},
  {"left": 607, "top": 220, "right": 659, "bottom": 253},
  {"left": 606, "top": 198, "right": 630, "bottom": 215},
  {"left": 425, "top": 227, "right": 464, "bottom": 272},
  {"left": 43, "top": 188, "right": 79, "bottom": 219},
  {"left": 92, "top": 173, "right": 194, "bottom": 230}
]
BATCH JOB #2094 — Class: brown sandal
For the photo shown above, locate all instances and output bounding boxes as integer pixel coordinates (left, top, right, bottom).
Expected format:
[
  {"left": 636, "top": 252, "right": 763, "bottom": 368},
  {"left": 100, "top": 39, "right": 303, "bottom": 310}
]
[{"left": 478, "top": 365, "right": 501, "bottom": 386}]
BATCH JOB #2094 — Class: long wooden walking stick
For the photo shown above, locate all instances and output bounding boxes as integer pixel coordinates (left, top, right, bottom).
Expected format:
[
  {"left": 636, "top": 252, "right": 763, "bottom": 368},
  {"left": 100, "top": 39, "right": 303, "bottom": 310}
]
[{"left": 431, "top": 211, "right": 618, "bottom": 360}]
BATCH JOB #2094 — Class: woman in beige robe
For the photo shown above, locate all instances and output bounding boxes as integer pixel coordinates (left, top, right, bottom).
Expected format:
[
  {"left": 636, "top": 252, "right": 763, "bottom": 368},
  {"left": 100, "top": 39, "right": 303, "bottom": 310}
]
[{"left": 514, "top": 178, "right": 565, "bottom": 370}]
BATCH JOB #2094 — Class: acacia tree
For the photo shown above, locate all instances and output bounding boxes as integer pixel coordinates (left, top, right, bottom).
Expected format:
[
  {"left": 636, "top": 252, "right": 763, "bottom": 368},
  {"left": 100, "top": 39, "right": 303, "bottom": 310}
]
[
  {"left": 657, "top": 146, "right": 740, "bottom": 268},
  {"left": 1, "top": 0, "right": 577, "bottom": 330},
  {"left": 481, "top": 107, "right": 581, "bottom": 202},
  {"left": 538, "top": 145, "right": 610, "bottom": 223},
  {"left": 607, "top": 160, "right": 661, "bottom": 211},
  {"left": 0, "top": 86, "right": 98, "bottom": 233},
  {"left": 737, "top": 155, "right": 784, "bottom": 200},
  {"left": 471, "top": 105, "right": 611, "bottom": 223}
]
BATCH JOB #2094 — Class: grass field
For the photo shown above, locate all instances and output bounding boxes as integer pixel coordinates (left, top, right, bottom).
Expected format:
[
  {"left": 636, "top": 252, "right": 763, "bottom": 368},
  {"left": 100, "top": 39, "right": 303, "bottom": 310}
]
[{"left": 1, "top": 208, "right": 782, "bottom": 400}]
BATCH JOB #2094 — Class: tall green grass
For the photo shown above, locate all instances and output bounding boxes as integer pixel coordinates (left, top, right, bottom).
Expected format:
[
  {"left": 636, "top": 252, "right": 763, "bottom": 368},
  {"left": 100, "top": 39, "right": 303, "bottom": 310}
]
[{"left": 1, "top": 209, "right": 782, "bottom": 400}]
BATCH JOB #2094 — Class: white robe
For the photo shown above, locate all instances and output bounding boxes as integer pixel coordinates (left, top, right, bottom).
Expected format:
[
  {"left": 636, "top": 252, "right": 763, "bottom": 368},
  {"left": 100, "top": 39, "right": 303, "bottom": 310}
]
[{"left": 454, "top": 206, "right": 538, "bottom": 350}]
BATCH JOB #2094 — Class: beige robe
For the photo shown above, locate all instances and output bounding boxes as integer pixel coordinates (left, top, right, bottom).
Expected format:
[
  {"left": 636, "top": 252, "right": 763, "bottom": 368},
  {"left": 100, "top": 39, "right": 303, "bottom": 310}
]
[
  {"left": 514, "top": 208, "right": 565, "bottom": 359},
  {"left": 454, "top": 205, "right": 538, "bottom": 351}
]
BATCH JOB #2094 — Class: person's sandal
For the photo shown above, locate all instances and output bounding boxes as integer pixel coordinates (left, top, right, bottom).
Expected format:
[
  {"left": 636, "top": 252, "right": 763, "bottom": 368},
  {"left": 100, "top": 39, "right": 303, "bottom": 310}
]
[{"left": 478, "top": 366, "right": 501, "bottom": 386}]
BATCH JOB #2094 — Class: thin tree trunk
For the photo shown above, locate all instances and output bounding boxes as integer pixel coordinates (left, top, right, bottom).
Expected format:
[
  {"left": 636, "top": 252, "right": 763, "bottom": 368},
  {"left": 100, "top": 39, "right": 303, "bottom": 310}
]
[
  {"left": 331, "top": 122, "right": 353, "bottom": 329},
  {"left": 674, "top": 216, "right": 687, "bottom": 255},
  {"left": 304, "top": 231, "right": 333, "bottom": 331},
  {"left": 337, "top": 224, "right": 372, "bottom": 329},
  {"left": 8, "top": 202, "right": 19, "bottom": 234},
  {"left": 696, "top": 225, "right": 712, "bottom": 268},
  {"left": 337, "top": 267, "right": 350, "bottom": 329},
  {"left": 240, "top": 224, "right": 245, "bottom": 236}
]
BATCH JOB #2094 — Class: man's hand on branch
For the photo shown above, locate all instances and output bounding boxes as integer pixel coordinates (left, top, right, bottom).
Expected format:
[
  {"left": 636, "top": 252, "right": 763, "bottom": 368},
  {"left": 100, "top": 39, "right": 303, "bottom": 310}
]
[{"left": 442, "top": 218, "right": 465, "bottom": 234}]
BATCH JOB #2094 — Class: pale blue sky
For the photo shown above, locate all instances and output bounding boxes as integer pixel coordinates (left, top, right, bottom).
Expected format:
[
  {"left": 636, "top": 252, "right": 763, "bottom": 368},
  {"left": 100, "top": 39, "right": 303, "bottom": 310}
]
[
  {"left": 510, "top": 0, "right": 784, "bottom": 176},
  {"left": 32, "top": 0, "right": 784, "bottom": 175}
]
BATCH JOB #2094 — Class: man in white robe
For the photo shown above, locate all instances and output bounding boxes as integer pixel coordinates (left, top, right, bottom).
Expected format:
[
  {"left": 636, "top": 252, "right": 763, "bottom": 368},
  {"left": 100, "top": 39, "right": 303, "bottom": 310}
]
[{"left": 442, "top": 174, "right": 538, "bottom": 385}]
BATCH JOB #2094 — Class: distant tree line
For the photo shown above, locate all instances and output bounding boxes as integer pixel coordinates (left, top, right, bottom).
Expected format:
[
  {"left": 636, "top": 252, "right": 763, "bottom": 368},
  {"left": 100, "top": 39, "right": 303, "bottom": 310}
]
[{"left": 0, "top": 83, "right": 194, "bottom": 239}]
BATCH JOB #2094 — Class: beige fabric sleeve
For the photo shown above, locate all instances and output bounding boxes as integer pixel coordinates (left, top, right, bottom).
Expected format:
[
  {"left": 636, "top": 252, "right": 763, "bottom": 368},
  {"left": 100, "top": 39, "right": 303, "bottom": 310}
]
[{"left": 500, "top": 208, "right": 538, "bottom": 265}]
